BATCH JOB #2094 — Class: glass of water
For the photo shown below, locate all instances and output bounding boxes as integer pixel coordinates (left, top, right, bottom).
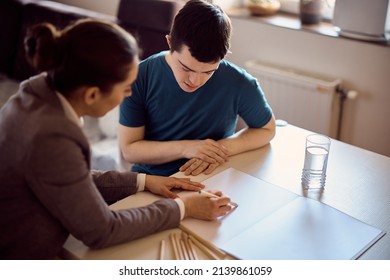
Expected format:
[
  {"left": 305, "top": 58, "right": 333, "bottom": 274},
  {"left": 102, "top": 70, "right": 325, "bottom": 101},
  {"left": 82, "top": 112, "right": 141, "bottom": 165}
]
[{"left": 301, "top": 134, "right": 331, "bottom": 190}]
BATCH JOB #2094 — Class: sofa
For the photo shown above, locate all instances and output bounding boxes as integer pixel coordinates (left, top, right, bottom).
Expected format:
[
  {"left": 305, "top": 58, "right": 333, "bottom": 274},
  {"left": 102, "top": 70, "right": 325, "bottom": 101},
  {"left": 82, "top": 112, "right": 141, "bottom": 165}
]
[{"left": 0, "top": 0, "right": 184, "bottom": 170}]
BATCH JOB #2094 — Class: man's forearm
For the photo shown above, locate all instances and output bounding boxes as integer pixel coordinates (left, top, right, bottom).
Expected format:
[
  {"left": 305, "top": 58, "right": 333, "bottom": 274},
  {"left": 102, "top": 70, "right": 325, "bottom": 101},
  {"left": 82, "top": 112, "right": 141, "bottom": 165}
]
[
  {"left": 122, "top": 137, "right": 230, "bottom": 166},
  {"left": 121, "top": 140, "right": 192, "bottom": 165},
  {"left": 218, "top": 126, "right": 276, "bottom": 156}
]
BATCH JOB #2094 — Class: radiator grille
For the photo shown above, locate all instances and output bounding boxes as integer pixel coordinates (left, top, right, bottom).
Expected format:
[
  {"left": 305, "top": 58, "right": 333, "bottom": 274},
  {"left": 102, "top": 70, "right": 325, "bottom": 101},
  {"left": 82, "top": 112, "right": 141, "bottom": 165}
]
[{"left": 245, "top": 60, "right": 342, "bottom": 138}]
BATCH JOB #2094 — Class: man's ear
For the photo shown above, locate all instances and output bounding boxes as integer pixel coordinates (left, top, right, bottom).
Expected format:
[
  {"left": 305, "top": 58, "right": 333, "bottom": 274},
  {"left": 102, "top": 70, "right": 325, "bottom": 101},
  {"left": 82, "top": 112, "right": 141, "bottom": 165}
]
[
  {"left": 165, "top": 35, "right": 172, "bottom": 50},
  {"left": 83, "top": 86, "right": 101, "bottom": 106}
]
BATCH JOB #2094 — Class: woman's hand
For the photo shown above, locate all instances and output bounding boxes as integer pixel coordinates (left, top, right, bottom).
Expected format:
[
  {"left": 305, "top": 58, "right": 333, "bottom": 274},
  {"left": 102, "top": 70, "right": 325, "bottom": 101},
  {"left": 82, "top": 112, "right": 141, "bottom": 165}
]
[
  {"left": 144, "top": 175, "right": 204, "bottom": 198},
  {"left": 181, "top": 190, "right": 232, "bottom": 220}
]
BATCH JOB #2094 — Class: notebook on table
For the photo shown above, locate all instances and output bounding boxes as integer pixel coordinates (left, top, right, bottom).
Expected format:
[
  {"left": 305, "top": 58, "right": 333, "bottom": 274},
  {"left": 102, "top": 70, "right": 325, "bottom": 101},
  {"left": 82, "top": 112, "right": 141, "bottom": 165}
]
[{"left": 179, "top": 168, "right": 385, "bottom": 260}]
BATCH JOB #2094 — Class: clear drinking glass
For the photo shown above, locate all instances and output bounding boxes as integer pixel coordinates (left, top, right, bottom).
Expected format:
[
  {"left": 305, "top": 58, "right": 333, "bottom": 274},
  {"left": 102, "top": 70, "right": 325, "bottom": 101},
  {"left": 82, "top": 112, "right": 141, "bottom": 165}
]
[{"left": 301, "top": 134, "right": 331, "bottom": 190}]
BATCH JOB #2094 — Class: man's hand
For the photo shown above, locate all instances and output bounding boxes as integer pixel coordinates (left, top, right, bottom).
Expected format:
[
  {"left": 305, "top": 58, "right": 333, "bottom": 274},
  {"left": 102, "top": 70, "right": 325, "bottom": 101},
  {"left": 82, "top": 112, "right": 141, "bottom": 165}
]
[
  {"left": 182, "top": 139, "right": 228, "bottom": 164},
  {"left": 179, "top": 158, "right": 221, "bottom": 176},
  {"left": 144, "top": 175, "right": 204, "bottom": 198}
]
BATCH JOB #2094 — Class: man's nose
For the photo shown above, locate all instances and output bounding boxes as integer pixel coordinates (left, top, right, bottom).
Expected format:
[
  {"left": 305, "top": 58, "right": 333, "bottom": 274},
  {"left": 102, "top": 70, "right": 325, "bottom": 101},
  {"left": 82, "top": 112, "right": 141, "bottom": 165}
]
[{"left": 188, "top": 72, "right": 202, "bottom": 86}]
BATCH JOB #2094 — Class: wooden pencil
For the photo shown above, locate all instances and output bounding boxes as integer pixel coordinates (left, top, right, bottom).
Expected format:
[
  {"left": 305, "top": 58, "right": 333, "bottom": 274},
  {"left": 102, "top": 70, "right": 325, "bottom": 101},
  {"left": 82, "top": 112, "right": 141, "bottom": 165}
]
[
  {"left": 199, "top": 190, "right": 238, "bottom": 208},
  {"left": 187, "top": 238, "right": 198, "bottom": 260},
  {"left": 181, "top": 225, "right": 227, "bottom": 259},
  {"left": 182, "top": 232, "right": 197, "bottom": 260},
  {"left": 169, "top": 233, "right": 180, "bottom": 260},
  {"left": 159, "top": 239, "right": 165, "bottom": 260},
  {"left": 180, "top": 232, "right": 193, "bottom": 260},
  {"left": 180, "top": 239, "right": 190, "bottom": 260},
  {"left": 188, "top": 235, "right": 219, "bottom": 260},
  {"left": 178, "top": 226, "right": 227, "bottom": 260},
  {"left": 173, "top": 233, "right": 184, "bottom": 260}
]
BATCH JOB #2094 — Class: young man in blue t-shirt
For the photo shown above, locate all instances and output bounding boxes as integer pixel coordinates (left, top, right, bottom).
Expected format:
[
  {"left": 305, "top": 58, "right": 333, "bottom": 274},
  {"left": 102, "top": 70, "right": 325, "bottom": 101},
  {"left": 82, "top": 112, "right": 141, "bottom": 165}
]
[{"left": 119, "top": 0, "right": 276, "bottom": 176}]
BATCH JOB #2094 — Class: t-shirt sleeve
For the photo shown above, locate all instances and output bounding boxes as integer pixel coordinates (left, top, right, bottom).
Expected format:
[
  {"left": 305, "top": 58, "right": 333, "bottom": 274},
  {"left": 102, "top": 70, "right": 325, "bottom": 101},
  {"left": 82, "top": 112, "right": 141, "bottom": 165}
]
[
  {"left": 119, "top": 73, "right": 146, "bottom": 127},
  {"left": 238, "top": 74, "right": 273, "bottom": 128}
]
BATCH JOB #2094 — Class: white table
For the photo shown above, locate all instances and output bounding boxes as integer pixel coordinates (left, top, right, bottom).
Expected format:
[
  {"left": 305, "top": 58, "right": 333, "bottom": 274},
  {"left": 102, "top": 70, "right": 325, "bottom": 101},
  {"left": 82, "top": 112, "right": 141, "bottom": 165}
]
[{"left": 62, "top": 124, "right": 390, "bottom": 260}]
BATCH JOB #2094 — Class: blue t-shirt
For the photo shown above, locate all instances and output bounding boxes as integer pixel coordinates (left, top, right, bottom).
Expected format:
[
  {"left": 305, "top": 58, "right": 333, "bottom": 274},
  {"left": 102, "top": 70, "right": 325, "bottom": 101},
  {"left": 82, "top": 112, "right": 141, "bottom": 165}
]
[{"left": 120, "top": 51, "right": 272, "bottom": 176}]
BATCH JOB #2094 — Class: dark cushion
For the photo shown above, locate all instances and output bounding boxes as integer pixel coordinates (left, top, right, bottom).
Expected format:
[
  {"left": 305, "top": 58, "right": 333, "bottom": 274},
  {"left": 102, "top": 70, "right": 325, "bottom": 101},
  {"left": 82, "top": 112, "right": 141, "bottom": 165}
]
[
  {"left": 11, "top": 0, "right": 116, "bottom": 80},
  {"left": 117, "top": 0, "right": 184, "bottom": 59},
  {"left": 0, "top": 0, "right": 35, "bottom": 77}
]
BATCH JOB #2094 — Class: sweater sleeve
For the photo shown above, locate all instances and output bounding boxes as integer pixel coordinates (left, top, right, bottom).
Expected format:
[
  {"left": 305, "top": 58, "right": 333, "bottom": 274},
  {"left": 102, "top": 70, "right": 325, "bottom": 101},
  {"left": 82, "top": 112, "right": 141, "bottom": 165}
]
[
  {"left": 90, "top": 170, "right": 138, "bottom": 204},
  {"left": 26, "top": 121, "right": 181, "bottom": 249}
]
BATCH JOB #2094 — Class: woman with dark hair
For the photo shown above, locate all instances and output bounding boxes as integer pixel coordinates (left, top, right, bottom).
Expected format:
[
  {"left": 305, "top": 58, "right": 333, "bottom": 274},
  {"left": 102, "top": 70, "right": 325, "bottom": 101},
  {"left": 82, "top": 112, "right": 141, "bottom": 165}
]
[
  {"left": 0, "top": 19, "right": 231, "bottom": 259},
  {"left": 119, "top": 0, "right": 276, "bottom": 177}
]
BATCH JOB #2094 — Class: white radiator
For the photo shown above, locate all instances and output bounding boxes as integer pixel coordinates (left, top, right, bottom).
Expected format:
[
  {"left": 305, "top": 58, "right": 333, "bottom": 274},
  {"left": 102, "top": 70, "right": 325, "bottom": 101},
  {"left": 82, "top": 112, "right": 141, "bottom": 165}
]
[{"left": 245, "top": 60, "right": 342, "bottom": 138}]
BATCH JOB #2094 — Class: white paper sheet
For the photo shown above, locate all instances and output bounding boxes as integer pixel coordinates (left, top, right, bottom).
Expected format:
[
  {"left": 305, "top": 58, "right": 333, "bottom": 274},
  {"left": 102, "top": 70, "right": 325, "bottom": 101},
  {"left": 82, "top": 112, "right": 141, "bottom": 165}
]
[
  {"left": 179, "top": 168, "right": 385, "bottom": 259},
  {"left": 221, "top": 197, "right": 385, "bottom": 259},
  {"left": 179, "top": 167, "right": 298, "bottom": 246}
]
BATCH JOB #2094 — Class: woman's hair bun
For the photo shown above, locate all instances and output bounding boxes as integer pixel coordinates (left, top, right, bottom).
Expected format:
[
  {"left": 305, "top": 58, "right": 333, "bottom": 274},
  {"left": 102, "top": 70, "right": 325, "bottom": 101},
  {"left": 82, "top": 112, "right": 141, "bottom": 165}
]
[
  {"left": 23, "top": 19, "right": 139, "bottom": 94},
  {"left": 24, "top": 22, "right": 60, "bottom": 71}
]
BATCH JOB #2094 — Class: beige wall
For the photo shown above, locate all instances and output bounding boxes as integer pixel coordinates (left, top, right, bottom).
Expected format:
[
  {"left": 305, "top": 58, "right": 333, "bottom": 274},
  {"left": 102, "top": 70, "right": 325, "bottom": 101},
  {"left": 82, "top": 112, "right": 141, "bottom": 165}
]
[
  {"left": 53, "top": 0, "right": 243, "bottom": 16},
  {"left": 52, "top": 0, "right": 120, "bottom": 16},
  {"left": 227, "top": 17, "right": 390, "bottom": 157}
]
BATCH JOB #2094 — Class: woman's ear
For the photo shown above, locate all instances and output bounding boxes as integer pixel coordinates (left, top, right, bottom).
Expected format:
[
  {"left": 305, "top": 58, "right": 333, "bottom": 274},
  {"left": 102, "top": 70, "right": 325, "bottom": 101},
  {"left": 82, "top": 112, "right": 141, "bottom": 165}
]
[
  {"left": 165, "top": 35, "right": 172, "bottom": 50},
  {"left": 83, "top": 86, "right": 101, "bottom": 106}
]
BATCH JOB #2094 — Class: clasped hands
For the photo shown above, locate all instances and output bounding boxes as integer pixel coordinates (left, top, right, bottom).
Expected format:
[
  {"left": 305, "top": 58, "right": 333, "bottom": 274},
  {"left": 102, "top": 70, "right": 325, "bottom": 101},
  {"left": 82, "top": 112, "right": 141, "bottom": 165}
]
[{"left": 179, "top": 139, "right": 228, "bottom": 176}]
